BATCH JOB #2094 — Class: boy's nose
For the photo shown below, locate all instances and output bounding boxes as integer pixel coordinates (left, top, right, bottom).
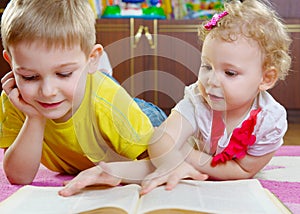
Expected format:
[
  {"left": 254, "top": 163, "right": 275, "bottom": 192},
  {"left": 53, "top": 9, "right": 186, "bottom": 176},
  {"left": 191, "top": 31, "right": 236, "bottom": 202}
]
[{"left": 40, "top": 79, "right": 57, "bottom": 97}]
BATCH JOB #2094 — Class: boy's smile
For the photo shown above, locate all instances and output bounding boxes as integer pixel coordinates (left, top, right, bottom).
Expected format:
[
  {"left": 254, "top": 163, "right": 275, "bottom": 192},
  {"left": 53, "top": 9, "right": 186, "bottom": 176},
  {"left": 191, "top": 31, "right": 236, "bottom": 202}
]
[
  {"left": 38, "top": 101, "right": 64, "bottom": 109},
  {"left": 7, "top": 41, "right": 89, "bottom": 122}
]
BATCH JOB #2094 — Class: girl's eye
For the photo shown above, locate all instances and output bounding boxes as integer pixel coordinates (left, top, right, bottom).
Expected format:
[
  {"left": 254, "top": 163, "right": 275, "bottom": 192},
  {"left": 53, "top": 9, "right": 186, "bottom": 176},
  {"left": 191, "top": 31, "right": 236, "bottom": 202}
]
[
  {"left": 57, "top": 72, "right": 72, "bottom": 77},
  {"left": 21, "top": 75, "right": 39, "bottom": 81},
  {"left": 225, "top": 70, "right": 237, "bottom": 76},
  {"left": 200, "top": 65, "right": 212, "bottom": 71}
]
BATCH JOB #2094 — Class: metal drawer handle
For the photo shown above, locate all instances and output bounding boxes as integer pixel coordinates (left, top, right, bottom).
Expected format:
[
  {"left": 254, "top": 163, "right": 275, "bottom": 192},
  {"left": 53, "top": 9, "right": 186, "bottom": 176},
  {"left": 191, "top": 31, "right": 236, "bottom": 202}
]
[
  {"left": 134, "top": 25, "right": 144, "bottom": 47},
  {"left": 144, "top": 26, "right": 155, "bottom": 49}
]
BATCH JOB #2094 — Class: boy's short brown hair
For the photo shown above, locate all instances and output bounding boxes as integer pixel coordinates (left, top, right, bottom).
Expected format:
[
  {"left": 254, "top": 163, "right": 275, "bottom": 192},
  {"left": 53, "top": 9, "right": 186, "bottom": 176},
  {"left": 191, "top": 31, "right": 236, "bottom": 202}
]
[{"left": 1, "top": 0, "right": 95, "bottom": 57}]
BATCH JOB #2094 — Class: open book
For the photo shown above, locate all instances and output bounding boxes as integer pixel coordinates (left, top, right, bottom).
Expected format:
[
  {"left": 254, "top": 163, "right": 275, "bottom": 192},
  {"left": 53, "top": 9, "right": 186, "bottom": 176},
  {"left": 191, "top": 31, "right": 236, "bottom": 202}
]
[{"left": 0, "top": 179, "right": 291, "bottom": 214}]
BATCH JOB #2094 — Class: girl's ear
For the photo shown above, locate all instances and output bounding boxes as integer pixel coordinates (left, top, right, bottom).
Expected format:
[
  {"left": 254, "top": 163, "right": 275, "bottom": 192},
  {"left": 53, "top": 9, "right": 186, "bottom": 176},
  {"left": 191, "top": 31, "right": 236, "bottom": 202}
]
[
  {"left": 3, "top": 50, "right": 12, "bottom": 67},
  {"left": 259, "top": 67, "right": 278, "bottom": 91},
  {"left": 88, "top": 44, "right": 103, "bottom": 74}
]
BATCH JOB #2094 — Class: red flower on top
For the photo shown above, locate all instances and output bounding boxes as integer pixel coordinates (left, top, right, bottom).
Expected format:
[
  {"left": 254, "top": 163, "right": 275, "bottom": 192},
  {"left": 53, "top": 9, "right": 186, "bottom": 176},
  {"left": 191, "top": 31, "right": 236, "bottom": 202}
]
[{"left": 211, "top": 108, "right": 262, "bottom": 167}]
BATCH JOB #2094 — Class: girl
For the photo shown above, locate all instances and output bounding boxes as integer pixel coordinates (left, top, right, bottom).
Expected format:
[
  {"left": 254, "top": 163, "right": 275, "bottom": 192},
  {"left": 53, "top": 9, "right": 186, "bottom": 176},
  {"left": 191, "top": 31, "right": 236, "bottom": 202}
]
[{"left": 141, "top": 0, "right": 292, "bottom": 193}]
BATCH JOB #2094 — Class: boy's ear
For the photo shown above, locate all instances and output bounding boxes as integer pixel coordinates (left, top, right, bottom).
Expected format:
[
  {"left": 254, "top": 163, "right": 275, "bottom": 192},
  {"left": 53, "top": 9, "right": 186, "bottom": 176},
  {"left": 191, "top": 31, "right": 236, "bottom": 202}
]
[
  {"left": 259, "top": 67, "right": 278, "bottom": 91},
  {"left": 88, "top": 44, "right": 103, "bottom": 74},
  {"left": 3, "top": 50, "right": 12, "bottom": 67}
]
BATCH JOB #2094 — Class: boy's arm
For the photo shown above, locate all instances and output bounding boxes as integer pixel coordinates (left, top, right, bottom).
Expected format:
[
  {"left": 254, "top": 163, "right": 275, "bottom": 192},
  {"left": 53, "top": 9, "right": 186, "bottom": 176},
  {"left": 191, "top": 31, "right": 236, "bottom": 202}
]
[
  {"left": 2, "top": 71, "right": 46, "bottom": 184},
  {"left": 3, "top": 116, "right": 46, "bottom": 185}
]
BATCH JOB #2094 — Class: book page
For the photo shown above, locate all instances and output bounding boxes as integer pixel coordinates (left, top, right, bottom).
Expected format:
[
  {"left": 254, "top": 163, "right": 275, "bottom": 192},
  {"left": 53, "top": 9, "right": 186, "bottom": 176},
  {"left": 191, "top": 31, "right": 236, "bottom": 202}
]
[
  {"left": 0, "top": 184, "right": 141, "bottom": 214},
  {"left": 264, "top": 189, "right": 292, "bottom": 214},
  {"left": 137, "top": 179, "right": 287, "bottom": 214}
]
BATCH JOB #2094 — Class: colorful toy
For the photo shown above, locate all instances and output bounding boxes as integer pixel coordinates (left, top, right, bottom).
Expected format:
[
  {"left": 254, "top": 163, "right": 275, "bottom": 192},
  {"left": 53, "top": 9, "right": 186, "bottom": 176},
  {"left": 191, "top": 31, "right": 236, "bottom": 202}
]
[{"left": 102, "top": 0, "right": 166, "bottom": 19}]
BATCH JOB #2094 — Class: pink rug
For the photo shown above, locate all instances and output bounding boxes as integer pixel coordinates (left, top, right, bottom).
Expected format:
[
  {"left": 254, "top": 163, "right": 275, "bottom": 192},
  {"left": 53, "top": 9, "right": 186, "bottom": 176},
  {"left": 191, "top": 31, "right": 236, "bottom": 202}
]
[
  {"left": 0, "top": 153, "right": 74, "bottom": 202},
  {"left": 255, "top": 146, "right": 300, "bottom": 213},
  {"left": 1, "top": 146, "right": 300, "bottom": 213}
]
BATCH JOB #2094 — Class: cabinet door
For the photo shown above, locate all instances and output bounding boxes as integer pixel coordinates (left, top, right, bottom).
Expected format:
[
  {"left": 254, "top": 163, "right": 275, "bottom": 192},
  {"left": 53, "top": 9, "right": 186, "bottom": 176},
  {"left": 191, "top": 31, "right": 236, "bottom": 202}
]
[
  {"left": 96, "top": 19, "right": 202, "bottom": 114},
  {"left": 155, "top": 20, "right": 201, "bottom": 114},
  {"left": 96, "top": 18, "right": 148, "bottom": 100},
  {"left": 96, "top": 19, "right": 131, "bottom": 85}
]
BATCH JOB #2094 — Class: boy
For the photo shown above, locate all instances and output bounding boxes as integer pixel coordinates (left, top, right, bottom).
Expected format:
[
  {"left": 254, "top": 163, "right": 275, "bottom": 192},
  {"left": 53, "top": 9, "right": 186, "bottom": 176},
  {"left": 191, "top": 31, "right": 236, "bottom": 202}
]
[{"left": 0, "top": 0, "right": 165, "bottom": 185}]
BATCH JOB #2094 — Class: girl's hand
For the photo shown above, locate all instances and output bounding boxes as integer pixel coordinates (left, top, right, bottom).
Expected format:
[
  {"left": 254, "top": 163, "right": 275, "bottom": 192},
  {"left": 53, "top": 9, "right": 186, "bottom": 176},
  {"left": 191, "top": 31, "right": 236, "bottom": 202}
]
[
  {"left": 140, "top": 161, "right": 208, "bottom": 195},
  {"left": 1, "top": 71, "right": 41, "bottom": 118},
  {"left": 59, "top": 162, "right": 122, "bottom": 197}
]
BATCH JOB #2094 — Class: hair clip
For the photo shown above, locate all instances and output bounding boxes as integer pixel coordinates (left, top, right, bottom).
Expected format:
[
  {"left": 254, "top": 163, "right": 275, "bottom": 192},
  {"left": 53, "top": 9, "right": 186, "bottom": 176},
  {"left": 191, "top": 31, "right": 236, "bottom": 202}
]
[{"left": 204, "top": 11, "right": 228, "bottom": 30}]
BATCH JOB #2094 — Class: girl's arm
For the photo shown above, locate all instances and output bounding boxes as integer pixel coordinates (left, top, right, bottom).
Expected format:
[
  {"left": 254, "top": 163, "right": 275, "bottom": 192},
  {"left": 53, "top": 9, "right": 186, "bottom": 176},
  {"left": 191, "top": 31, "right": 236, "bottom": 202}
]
[
  {"left": 141, "top": 110, "right": 275, "bottom": 193},
  {"left": 59, "top": 160, "right": 155, "bottom": 196},
  {"left": 59, "top": 111, "right": 207, "bottom": 196},
  {"left": 140, "top": 111, "right": 208, "bottom": 194},
  {"left": 187, "top": 149, "right": 275, "bottom": 180},
  {"left": 148, "top": 111, "right": 195, "bottom": 167}
]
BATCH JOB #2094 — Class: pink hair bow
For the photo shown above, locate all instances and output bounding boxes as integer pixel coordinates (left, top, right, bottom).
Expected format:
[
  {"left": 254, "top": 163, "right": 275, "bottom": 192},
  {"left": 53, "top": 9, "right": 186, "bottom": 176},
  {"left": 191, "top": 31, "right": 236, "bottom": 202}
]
[{"left": 204, "top": 11, "right": 228, "bottom": 30}]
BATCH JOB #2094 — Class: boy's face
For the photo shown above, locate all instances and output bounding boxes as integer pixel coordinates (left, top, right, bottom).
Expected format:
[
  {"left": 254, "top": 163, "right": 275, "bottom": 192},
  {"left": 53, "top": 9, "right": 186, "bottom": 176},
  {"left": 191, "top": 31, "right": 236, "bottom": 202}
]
[
  {"left": 198, "top": 35, "right": 265, "bottom": 115},
  {"left": 7, "top": 41, "right": 89, "bottom": 122}
]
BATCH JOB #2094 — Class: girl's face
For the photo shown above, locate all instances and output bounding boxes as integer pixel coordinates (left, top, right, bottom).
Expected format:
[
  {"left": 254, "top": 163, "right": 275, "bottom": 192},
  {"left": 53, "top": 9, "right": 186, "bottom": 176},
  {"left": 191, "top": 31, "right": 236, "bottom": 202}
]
[
  {"left": 199, "top": 34, "right": 264, "bottom": 116},
  {"left": 8, "top": 41, "right": 89, "bottom": 123}
]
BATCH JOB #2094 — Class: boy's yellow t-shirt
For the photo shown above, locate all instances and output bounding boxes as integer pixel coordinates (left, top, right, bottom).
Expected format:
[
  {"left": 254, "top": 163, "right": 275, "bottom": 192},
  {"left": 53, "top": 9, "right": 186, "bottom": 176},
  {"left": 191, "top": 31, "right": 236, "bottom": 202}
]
[{"left": 0, "top": 72, "right": 153, "bottom": 174}]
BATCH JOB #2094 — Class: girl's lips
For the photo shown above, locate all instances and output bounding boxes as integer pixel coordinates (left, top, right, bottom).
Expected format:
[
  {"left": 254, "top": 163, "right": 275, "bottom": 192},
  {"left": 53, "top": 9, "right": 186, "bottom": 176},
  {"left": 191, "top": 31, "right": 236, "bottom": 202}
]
[
  {"left": 38, "top": 101, "right": 63, "bottom": 109},
  {"left": 208, "top": 94, "right": 223, "bottom": 101}
]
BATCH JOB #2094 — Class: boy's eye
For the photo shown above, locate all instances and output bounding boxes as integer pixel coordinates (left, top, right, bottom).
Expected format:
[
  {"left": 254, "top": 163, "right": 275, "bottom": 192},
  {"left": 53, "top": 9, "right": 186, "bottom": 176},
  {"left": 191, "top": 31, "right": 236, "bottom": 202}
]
[
  {"left": 21, "top": 75, "right": 39, "bottom": 81},
  {"left": 57, "top": 72, "right": 72, "bottom": 77},
  {"left": 225, "top": 70, "right": 237, "bottom": 76}
]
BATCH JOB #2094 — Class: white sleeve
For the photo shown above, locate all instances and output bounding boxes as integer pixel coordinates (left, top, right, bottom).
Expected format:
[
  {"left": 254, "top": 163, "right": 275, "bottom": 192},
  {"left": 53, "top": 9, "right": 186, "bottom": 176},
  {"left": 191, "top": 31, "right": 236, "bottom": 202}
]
[
  {"left": 173, "top": 84, "right": 199, "bottom": 132},
  {"left": 248, "top": 101, "right": 287, "bottom": 156},
  {"left": 173, "top": 98, "right": 197, "bottom": 132}
]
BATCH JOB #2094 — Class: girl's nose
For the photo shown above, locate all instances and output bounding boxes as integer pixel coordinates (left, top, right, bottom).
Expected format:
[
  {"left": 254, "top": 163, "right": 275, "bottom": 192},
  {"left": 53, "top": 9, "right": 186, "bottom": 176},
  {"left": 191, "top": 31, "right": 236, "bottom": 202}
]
[{"left": 207, "top": 71, "right": 221, "bottom": 86}]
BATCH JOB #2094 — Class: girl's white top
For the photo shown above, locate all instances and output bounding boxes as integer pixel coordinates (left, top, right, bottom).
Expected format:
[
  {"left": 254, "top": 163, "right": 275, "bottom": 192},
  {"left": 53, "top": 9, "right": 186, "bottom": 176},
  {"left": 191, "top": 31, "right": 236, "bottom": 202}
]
[{"left": 174, "top": 82, "right": 287, "bottom": 156}]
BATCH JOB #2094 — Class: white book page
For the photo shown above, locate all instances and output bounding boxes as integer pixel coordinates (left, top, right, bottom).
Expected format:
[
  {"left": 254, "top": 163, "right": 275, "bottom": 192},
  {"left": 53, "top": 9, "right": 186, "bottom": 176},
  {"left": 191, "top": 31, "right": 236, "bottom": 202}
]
[
  {"left": 137, "top": 179, "right": 284, "bottom": 214},
  {"left": 0, "top": 184, "right": 141, "bottom": 214}
]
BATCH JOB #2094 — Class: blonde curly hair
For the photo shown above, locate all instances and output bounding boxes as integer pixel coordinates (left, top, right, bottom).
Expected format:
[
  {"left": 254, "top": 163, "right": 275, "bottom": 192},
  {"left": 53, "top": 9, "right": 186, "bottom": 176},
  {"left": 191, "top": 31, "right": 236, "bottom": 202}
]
[{"left": 199, "top": 0, "right": 292, "bottom": 80}]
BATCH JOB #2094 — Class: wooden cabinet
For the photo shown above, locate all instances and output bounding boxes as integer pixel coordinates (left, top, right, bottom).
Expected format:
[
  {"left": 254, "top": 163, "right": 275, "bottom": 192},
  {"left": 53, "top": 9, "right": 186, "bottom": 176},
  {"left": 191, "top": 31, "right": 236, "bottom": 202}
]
[
  {"left": 0, "top": 0, "right": 10, "bottom": 89},
  {"left": 96, "top": 19, "right": 202, "bottom": 114},
  {"left": 96, "top": 18, "right": 300, "bottom": 121},
  {"left": 0, "top": 3, "right": 299, "bottom": 121}
]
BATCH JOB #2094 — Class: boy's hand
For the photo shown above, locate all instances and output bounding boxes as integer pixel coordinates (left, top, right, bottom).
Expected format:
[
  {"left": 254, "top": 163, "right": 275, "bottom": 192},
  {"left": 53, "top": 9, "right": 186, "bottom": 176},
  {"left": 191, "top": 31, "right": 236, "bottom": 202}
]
[
  {"left": 1, "top": 71, "right": 41, "bottom": 118},
  {"left": 140, "top": 161, "right": 208, "bottom": 195},
  {"left": 58, "top": 162, "right": 122, "bottom": 197}
]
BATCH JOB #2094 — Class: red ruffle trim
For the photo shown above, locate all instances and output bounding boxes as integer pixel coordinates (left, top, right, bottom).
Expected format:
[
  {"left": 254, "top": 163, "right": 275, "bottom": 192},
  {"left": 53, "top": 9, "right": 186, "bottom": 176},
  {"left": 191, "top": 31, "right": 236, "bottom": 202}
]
[{"left": 211, "top": 108, "right": 262, "bottom": 167}]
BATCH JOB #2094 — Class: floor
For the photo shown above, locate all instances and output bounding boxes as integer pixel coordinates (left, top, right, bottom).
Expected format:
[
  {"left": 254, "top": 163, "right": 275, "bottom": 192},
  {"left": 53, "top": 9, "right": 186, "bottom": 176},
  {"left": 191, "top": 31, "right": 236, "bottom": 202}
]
[{"left": 284, "top": 123, "right": 300, "bottom": 145}]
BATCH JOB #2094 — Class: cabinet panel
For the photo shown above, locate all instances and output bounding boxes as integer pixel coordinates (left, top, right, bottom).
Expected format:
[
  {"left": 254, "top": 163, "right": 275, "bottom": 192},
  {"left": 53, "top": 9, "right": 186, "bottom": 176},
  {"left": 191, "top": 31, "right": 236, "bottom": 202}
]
[
  {"left": 156, "top": 20, "right": 201, "bottom": 114},
  {"left": 96, "top": 19, "right": 300, "bottom": 119},
  {"left": 0, "top": 17, "right": 299, "bottom": 120},
  {"left": 0, "top": 0, "right": 298, "bottom": 121},
  {"left": 96, "top": 18, "right": 150, "bottom": 100}
]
